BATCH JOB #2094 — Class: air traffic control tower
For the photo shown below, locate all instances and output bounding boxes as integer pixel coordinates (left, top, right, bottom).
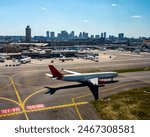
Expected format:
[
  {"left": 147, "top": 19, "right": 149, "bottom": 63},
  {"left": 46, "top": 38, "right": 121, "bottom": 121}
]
[{"left": 25, "top": 25, "right": 31, "bottom": 43}]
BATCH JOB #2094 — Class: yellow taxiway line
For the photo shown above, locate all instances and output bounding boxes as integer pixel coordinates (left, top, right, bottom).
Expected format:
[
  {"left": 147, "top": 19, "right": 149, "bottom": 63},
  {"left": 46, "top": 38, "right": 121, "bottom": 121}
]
[
  {"left": 10, "top": 77, "right": 29, "bottom": 120},
  {"left": 0, "top": 97, "right": 21, "bottom": 107},
  {"left": 26, "top": 101, "right": 88, "bottom": 113},
  {"left": 1, "top": 74, "right": 149, "bottom": 120},
  {"left": 0, "top": 111, "right": 24, "bottom": 118},
  {"left": 23, "top": 88, "right": 47, "bottom": 106},
  {"left": 22, "top": 85, "right": 85, "bottom": 120},
  {"left": 72, "top": 98, "right": 83, "bottom": 120}
]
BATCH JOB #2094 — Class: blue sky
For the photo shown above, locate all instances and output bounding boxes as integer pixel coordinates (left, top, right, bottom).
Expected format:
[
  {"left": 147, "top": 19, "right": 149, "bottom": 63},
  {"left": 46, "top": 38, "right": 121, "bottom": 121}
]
[{"left": 0, "top": 0, "right": 150, "bottom": 37}]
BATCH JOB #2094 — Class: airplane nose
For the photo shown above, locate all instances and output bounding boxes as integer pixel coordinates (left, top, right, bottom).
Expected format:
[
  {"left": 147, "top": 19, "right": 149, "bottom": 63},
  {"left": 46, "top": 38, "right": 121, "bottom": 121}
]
[{"left": 113, "top": 72, "right": 118, "bottom": 77}]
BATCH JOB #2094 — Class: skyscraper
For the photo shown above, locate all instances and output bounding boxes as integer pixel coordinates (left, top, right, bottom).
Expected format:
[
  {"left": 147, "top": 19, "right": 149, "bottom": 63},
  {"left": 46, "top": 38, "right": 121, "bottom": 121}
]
[
  {"left": 91, "top": 35, "right": 94, "bottom": 39},
  {"left": 104, "top": 32, "right": 106, "bottom": 39},
  {"left": 46, "top": 31, "right": 50, "bottom": 38},
  {"left": 50, "top": 32, "right": 55, "bottom": 39},
  {"left": 79, "top": 32, "right": 83, "bottom": 39},
  {"left": 83, "top": 32, "right": 88, "bottom": 39},
  {"left": 69, "top": 31, "right": 75, "bottom": 39},
  {"left": 25, "top": 26, "right": 31, "bottom": 43},
  {"left": 60, "top": 31, "right": 68, "bottom": 40},
  {"left": 101, "top": 33, "right": 104, "bottom": 38},
  {"left": 95, "top": 35, "right": 100, "bottom": 39},
  {"left": 118, "top": 33, "right": 124, "bottom": 40}
]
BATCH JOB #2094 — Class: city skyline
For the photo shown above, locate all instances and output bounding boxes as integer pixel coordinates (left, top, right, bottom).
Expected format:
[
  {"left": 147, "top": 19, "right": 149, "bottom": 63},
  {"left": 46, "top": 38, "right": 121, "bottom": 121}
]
[{"left": 0, "top": 0, "right": 150, "bottom": 38}]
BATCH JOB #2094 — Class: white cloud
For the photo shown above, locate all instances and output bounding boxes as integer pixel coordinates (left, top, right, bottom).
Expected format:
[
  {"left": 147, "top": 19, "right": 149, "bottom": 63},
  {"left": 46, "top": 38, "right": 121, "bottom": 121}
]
[
  {"left": 41, "top": 7, "right": 48, "bottom": 11},
  {"left": 83, "top": 19, "right": 88, "bottom": 23},
  {"left": 130, "top": 15, "right": 142, "bottom": 19},
  {"left": 112, "top": 4, "right": 120, "bottom": 7}
]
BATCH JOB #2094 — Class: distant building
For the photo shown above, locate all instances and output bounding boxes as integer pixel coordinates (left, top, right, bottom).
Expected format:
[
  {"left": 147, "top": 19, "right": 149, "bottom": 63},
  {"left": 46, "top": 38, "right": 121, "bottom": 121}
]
[
  {"left": 109, "top": 35, "right": 115, "bottom": 42},
  {"left": 101, "top": 33, "right": 104, "bottom": 38},
  {"left": 79, "top": 32, "right": 83, "bottom": 39},
  {"left": 50, "top": 32, "right": 55, "bottom": 39},
  {"left": 0, "top": 36, "right": 5, "bottom": 41},
  {"left": 82, "top": 32, "right": 86, "bottom": 39},
  {"left": 95, "top": 35, "right": 100, "bottom": 39},
  {"left": 83, "top": 32, "right": 88, "bottom": 39},
  {"left": 104, "top": 32, "right": 106, "bottom": 39},
  {"left": 85, "top": 33, "right": 89, "bottom": 39},
  {"left": 34, "top": 36, "right": 46, "bottom": 42},
  {"left": 46, "top": 31, "right": 50, "bottom": 38},
  {"left": 118, "top": 33, "right": 124, "bottom": 40},
  {"left": 144, "top": 40, "right": 150, "bottom": 44},
  {"left": 91, "top": 35, "right": 94, "bottom": 39},
  {"left": 69, "top": 31, "right": 75, "bottom": 39},
  {"left": 25, "top": 26, "right": 31, "bottom": 43},
  {"left": 60, "top": 31, "right": 68, "bottom": 40},
  {"left": 1, "top": 36, "right": 25, "bottom": 42}
]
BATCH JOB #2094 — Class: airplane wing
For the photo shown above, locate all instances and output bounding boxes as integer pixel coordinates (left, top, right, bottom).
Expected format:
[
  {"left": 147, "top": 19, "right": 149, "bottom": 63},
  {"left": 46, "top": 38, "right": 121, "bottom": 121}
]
[
  {"left": 88, "top": 78, "right": 98, "bottom": 86},
  {"left": 62, "top": 69, "right": 81, "bottom": 75},
  {"left": 81, "top": 79, "right": 99, "bottom": 100},
  {"left": 86, "top": 78, "right": 99, "bottom": 100},
  {"left": 87, "top": 84, "right": 99, "bottom": 100}
]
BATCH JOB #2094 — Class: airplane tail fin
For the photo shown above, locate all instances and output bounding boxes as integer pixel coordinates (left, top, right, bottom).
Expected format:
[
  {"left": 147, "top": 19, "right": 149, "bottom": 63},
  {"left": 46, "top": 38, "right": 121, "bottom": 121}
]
[{"left": 48, "top": 65, "right": 63, "bottom": 79}]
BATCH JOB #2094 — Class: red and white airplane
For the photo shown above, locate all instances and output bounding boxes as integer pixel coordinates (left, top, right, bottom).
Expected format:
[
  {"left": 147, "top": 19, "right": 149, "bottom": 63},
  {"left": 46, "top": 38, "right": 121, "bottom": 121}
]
[{"left": 46, "top": 65, "right": 118, "bottom": 100}]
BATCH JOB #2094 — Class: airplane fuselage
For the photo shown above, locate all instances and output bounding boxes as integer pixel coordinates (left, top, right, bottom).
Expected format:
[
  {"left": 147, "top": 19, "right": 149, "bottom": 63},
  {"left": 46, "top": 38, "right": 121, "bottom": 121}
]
[{"left": 62, "top": 72, "right": 118, "bottom": 82}]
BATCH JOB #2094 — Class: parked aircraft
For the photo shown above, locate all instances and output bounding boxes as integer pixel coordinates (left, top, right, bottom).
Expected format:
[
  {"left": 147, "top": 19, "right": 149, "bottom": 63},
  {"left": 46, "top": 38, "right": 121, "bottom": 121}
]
[
  {"left": 15, "top": 56, "right": 31, "bottom": 64},
  {"left": 46, "top": 65, "right": 118, "bottom": 100},
  {"left": 84, "top": 55, "right": 95, "bottom": 60},
  {"left": 19, "top": 57, "right": 31, "bottom": 64},
  {"left": 59, "top": 55, "right": 73, "bottom": 62}
]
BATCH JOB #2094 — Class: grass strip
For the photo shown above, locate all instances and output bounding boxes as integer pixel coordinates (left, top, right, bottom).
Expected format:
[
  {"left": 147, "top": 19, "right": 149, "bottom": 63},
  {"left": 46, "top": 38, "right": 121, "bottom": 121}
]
[{"left": 91, "top": 87, "right": 150, "bottom": 120}]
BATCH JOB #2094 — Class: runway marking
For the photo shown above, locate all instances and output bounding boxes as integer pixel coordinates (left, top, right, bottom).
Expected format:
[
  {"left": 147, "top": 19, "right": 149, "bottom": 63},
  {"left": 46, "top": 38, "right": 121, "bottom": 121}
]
[
  {"left": 10, "top": 77, "right": 29, "bottom": 120},
  {"left": 0, "top": 97, "right": 21, "bottom": 107},
  {"left": 0, "top": 107, "right": 21, "bottom": 115},
  {"left": 23, "top": 88, "right": 47, "bottom": 106},
  {"left": 75, "top": 81, "right": 150, "bottom": 100},
  {"left": 0, "top": 102, "right": 88, "bottom": 118},
  {"left": 72, "top": 98, "right": 83, "bottom": 120},
  {"left": 25, "top": 104, "right": 45, "bottom": 110}
]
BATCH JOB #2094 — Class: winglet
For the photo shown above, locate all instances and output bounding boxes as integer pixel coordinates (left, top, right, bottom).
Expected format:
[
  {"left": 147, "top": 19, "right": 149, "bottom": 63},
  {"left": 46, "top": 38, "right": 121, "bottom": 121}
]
[{"left": 48, "top": 65, "right": 63, "bottom": 79}]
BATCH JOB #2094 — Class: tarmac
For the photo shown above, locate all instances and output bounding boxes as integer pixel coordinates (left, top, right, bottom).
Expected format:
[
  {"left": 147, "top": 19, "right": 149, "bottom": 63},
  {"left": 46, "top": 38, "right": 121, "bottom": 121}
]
[{"left": 0, "top": 50, "right": 150, "bottom": 120}]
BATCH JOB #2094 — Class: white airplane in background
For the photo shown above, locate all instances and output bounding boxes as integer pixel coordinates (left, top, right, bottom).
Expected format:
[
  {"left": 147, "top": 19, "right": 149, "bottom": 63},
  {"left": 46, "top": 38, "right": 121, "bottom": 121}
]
[
  {"left": 46, "top": 65, "right": 118, "bottom": 100},
  {"left": 84, "top": 55, "right": 95, "bottom": 60},
  {"left": 19, "top": 57, "right": 31, "bottom": 64},
  {"left": 59, "top": 56, "right": 73, "bottom": 62}
]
